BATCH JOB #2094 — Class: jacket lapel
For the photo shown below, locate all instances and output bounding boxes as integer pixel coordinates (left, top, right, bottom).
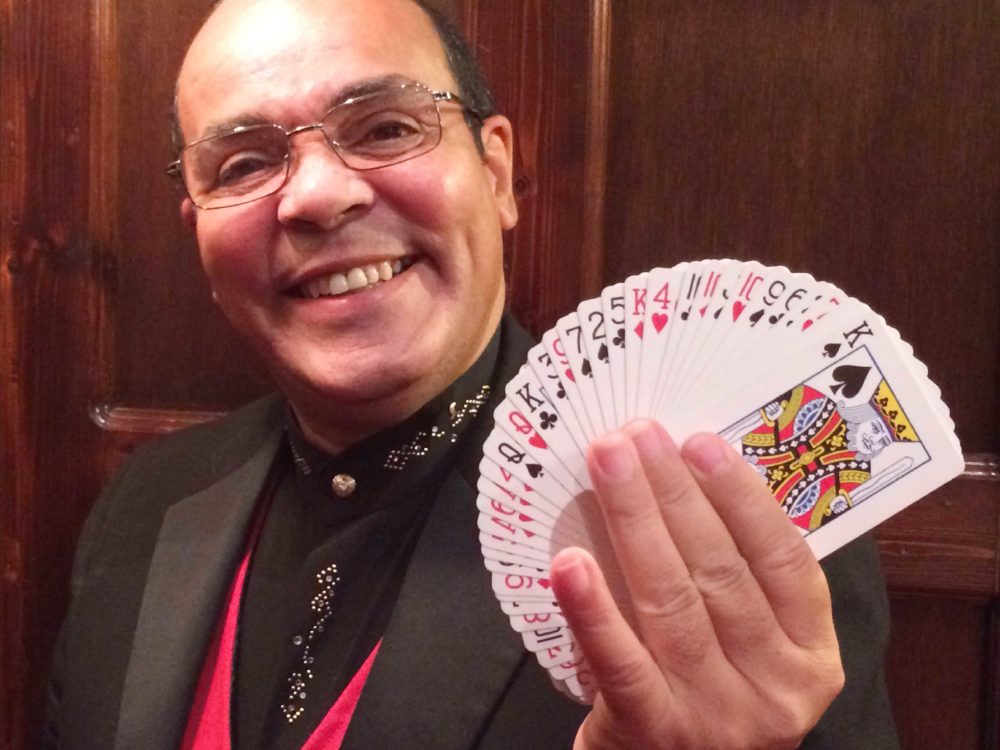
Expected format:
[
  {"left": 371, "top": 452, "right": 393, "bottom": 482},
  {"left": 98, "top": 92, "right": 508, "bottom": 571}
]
[
  {"left": 340, "top": 467, "right": 527, "bottom": 750},
  {"left": 114, "top": 423, "right": 285, "bottom": 750},
  {"left": 341, "top": 315, "right": 536, "bottom": 750}
]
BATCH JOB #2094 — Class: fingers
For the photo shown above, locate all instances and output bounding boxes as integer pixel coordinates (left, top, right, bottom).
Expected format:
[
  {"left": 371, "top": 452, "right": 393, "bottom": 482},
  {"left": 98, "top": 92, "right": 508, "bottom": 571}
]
[
  {"left": 589, "top": 421, "right": 836, "bottom": 669},
  {"left": 559, "top": 422, "right": 843, "bottom": 750},
  {"left": 680, "top": 432, "right": 836, "bottom": 649},
  {"left": 549, "top": 547, "right": 672, "bottom": 724},
  {"left": 585, "top": 432, "right": 723, "bottom": 672}
]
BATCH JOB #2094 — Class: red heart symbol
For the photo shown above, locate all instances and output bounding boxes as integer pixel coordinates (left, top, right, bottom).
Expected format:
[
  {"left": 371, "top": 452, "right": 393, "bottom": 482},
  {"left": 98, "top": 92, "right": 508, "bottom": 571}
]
[
  {"left": 518, "top": 512, "right": 534, "bottom": 523},
  {"left": 732, "top": 301, "right": 745, "bottom": 320},
  {"left": 652, "top": 313, "right": 668, "bottom": 333},
  {"left": 528, "top": 431, "right": 547, "bottom": 449},
  {"left": 537, "top": 578, "right": 551, "bottom": 589},
  {"left": 633, "top": 321, "right": 644, "bottom": 339},
  {"left": 564, "top": 368, "right": 575, "bottom": 383}
]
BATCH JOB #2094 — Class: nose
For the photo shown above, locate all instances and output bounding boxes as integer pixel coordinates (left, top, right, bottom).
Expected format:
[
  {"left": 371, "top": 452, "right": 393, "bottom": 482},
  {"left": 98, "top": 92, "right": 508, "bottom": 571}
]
[{"left": 275, "top": 129, "right": 374, "bottom": 230}]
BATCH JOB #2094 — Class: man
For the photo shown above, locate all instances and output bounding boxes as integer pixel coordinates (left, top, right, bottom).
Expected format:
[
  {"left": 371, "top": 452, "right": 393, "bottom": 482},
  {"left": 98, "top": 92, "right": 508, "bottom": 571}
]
[{"left": 45, "top": 0, "right": 899, "bottom": 747}]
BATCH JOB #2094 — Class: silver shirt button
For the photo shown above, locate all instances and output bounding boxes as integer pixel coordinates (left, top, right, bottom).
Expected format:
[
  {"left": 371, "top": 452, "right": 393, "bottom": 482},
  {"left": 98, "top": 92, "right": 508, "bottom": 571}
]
[{"left": 330, "top": 473, "right": 357, "bottom": 498}]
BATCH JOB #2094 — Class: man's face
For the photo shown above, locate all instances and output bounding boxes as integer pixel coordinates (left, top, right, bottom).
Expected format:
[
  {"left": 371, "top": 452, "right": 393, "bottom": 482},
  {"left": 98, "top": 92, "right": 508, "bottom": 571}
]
[
  {"left": 848, "top": 416, "right": 894, "bottom": 459},
  {"left": 176, "top": 0, "right": 516, "bottom": 438}
]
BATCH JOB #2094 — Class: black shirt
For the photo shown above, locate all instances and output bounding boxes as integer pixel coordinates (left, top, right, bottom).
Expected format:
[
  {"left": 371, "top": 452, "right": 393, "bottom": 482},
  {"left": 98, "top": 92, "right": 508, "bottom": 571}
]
[{"left": 234, "top": 331, "right": 501, "bottom": 750}]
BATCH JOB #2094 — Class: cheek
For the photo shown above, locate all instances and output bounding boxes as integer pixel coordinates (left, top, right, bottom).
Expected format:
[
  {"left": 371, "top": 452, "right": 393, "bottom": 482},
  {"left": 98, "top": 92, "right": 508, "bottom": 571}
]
[
  {"left": 384, "top": 156, "right": 497, "bottom": 236},
  {"left": 196, "top": 209, "right": 274, "bottom": 291}
]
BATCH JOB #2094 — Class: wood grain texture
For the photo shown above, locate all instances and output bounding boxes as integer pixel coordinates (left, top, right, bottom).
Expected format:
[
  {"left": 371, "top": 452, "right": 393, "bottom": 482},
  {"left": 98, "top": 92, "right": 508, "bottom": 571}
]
[
  {"left": 603, "top": 0, "right": 1000, "bottom": 454},
  {"left": 0, "top": 2, "right": 108, "bottom": 747},
  {"left": 2, "top": 0, "right": 998, "bottom": 748},
  {"left": 886, "top": 596, "right": 992, "bottom": 750},
  {"left": 876, "top": 477, "right": 1000, "bottom": 598},
  {"left": 464, "top": 0, "right": 604, "bottom": 335},
  {"left": 112, "top": 0, "right": 273, "bottom": 410}
]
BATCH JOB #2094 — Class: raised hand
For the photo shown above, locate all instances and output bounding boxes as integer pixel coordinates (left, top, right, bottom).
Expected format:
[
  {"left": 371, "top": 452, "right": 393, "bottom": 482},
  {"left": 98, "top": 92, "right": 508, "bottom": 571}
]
[{"left": 550, "top": 420, "right": 844, "bottom": 750}]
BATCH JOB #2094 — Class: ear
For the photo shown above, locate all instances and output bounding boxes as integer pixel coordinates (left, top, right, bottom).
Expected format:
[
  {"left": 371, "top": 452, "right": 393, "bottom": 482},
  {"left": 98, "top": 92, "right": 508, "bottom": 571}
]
[
  {"left": 179, "top": 197, "right": 198, "bottom": 231},
  {"left": 479, "top": 115, "right": 518, "bottom": 230}
]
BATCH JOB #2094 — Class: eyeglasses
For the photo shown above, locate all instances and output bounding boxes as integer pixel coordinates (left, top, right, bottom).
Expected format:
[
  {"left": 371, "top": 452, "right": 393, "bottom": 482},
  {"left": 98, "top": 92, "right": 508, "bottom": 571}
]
[{"left": 166, "top": 81, "right": 479, "bottom": 210}]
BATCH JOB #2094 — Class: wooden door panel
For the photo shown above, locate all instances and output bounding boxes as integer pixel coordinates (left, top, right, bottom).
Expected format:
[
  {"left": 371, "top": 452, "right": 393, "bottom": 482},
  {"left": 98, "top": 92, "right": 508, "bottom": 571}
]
[{"left": 2, "top": 1, "right": 998, "bottom": 748}]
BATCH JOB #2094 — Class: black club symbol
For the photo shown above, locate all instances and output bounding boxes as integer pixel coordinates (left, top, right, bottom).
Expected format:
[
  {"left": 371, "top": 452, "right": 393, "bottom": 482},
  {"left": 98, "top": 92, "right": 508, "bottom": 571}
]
[
  {"left": 539, "top": 411, "right": 559, "bottom": 430},
  {"left": 613, "top": 328, "right": 625, "bottom": 348}
]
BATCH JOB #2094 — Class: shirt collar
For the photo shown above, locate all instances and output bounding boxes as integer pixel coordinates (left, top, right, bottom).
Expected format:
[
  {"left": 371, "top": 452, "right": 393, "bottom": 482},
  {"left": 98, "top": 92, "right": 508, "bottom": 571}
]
[{"left": 284, "top": 324, "right": 501, "bottom": 499}]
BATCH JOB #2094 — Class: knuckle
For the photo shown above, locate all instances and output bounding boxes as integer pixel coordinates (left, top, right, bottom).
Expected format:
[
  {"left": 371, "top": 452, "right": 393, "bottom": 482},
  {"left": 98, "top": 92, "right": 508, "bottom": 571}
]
[
  {"left": 653, "top": 475, "right": 697, "bottom": 512},
  {"left": 633, "top": 578, "right": 705, "bottom": 629},
  {"left": 690, "top": 554, "right": 753, "bottom": 602},
  {"left": 632, "top": 584, "right": 715, "bottom": 666},
  {"left": 595, "top": 653, "right": 655, "bottom": 699},
  {"left": 763, "top": 537, "right": 821, "bottom": 581}
]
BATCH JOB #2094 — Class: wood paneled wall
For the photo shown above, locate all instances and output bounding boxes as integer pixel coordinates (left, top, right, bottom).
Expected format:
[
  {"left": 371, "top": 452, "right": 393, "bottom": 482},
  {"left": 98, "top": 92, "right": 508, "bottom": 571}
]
[{"left": 1, "top": 1, "right": 997, "bottom": 748}]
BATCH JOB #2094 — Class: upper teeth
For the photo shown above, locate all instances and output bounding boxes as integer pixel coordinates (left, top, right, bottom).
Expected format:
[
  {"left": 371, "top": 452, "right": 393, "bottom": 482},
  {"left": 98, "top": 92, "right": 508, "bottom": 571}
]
[{"left": 302, "top": 259, "right": 404, "bottom": 299}]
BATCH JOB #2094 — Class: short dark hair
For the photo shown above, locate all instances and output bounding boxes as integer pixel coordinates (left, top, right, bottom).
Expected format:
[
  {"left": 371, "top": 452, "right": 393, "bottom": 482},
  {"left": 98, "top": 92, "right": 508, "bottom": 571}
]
[
  {"left": 411, "top": 0, "right": 495, "bottom": 150},
  {"left": 170, "top": 0, "right": 495, "bottom": 159}
]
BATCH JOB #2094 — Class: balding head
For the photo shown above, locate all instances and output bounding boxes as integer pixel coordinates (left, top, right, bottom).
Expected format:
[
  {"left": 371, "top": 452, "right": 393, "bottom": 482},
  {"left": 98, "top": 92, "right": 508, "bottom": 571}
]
[{"left": 171, "top": 0, "right": 493, "bottom": 156}]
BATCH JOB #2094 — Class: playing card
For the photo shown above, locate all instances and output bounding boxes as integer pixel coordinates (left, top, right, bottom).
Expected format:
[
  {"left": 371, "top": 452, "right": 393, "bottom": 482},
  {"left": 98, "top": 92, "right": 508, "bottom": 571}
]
[
  {"left": 542, "top": 327, "right": 599, "bottom": 441},
  {"left": 477, "top": 259, "right": 963, "bottom": 705},
  {"left": 599, "top": 282, "right": 628, "bottom": 424},
  {"left": 504, "top": 364, "right": 588, "bottom": 479},
  {"left": 576, "top": 296, "right": 619, "bottom": 428}
]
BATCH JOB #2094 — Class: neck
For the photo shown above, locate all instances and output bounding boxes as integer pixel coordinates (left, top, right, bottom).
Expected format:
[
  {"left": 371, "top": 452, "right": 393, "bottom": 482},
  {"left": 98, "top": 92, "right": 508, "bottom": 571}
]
[{"left": 284, "top": 315, "right": 503, "bottom": 456}]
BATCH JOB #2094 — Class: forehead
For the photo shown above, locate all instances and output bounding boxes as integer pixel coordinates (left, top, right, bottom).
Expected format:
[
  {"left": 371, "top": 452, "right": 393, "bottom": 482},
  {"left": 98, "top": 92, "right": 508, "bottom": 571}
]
[{"left": 177, "top": 0, "right": 453, "bottom": 139}]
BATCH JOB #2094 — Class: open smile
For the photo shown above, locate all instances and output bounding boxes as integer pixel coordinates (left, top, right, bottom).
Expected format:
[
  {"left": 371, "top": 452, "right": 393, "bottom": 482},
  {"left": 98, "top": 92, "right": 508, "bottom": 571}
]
[{"left": 294, "top": 256, "right": 417, "bottom": 299}]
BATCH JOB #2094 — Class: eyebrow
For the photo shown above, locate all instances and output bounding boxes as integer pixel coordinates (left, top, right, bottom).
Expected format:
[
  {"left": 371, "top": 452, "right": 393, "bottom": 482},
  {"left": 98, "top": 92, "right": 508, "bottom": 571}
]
[{"left": 197, "top": 74, "right": 416, "bottom": 141}]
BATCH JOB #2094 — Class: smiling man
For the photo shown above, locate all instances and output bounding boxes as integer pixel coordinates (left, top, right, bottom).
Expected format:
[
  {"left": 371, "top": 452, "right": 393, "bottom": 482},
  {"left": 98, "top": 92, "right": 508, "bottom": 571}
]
[{"left": 44, "top": 1, "right": 900, "bottom": 748}]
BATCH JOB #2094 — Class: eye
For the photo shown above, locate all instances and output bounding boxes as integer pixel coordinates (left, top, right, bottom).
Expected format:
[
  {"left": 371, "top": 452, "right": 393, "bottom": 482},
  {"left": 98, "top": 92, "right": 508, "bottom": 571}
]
[
  {"left": 217, "top": 151, "right": 284, "bottom": 187},
  {"left": 339, "top": 111, "right": 426, "bottom": 155},
  {"left": 364, "top": 117, "right": 420, "bottom": 142}
]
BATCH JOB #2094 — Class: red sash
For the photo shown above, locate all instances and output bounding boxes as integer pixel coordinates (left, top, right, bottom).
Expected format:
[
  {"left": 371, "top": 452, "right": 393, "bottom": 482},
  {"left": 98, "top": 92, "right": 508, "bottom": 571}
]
[{"left": 181, "top": 539, "right": 380, "bottom": 750}]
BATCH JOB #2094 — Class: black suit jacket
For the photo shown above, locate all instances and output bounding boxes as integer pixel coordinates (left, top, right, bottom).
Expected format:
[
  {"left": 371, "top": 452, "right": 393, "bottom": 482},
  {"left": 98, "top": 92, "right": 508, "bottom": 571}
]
[{"left": 45, "top": 318, "right": 899, "bottom": 749}]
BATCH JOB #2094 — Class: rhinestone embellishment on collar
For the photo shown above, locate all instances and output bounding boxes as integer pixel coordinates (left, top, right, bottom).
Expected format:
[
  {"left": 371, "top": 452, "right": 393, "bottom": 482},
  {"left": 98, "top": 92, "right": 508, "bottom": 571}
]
[{"left": 384, "top": 385, "right": 490, "bottom": 470}]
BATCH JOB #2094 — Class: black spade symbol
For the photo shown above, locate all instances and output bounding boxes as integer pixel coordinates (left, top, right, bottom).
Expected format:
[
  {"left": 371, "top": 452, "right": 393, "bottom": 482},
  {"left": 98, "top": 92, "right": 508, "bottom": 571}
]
[
  {"left": 823, "top": 343, "right": 841, "bottom": 359},
  {"left": 527, "top": 463, "right": 544, "bottom": 478},
  {"left": 830, "top": 365, "right": 870, "bottom": 400},
  {"left": 748, "top": 309, "right": 765, "bottom": 326},
  {"left": 581, "top": 359, "right": 593, "bottom": 378},
  {"left": 598, "top": 343, "right": 609, "bottom": 362},
  {"left": 556, "top": 385, "right": 566, "bottom": 399}
]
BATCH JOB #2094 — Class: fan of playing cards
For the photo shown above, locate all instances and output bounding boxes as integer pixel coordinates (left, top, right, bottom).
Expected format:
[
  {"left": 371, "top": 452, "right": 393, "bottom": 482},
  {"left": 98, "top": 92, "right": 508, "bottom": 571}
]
[{"left": 476, "top": 259, "right": 964, "bottom": 703}]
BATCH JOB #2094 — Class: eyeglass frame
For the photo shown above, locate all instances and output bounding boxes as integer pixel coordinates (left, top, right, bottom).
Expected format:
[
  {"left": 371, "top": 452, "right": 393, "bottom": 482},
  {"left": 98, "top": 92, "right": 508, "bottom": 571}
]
[{"left": 165, "top": 80, "right": 485, "bottom": 210}]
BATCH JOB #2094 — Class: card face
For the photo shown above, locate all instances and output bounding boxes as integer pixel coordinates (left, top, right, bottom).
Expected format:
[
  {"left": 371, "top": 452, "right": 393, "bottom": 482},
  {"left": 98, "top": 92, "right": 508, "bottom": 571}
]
[
  {"left": 577, "top": 296, "right": 619, "bottom": 429},
  {"left": 527, "top": 341, "right": 590, "bottom": 448},
  {"left": 622, "top": 271, "right": 649, "bottom": 420},
  {"left": 477, "top": 259, "right": 963, "bottom": 705},
  {"left": 599, "top": 282, "right": 628, "bottom": 425},
  {"left": 504, "top": 364, "right": 588, "bottom": 479},
  {"left": 713, "top": 316, "right": 963, "bottom": 559},
  {"left": 634, "top": 265, "right": 686, "bottom": 419},
  {"left": 555, "top": 312, "right": 611, "bottom": 435},
  {"left": 542, "top": 328, "right": 598, "bottom": 442}
]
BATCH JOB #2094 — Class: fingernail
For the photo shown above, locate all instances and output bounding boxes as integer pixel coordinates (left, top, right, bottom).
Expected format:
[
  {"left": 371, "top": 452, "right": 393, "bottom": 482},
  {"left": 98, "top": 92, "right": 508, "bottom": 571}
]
[
  {"left": 627, "top": 419, "right": 678, "bottom": 463},
  {"left": 590, "top": 433, "right": 636, "bottom": 482},
  {"left": 551, "top": 549, "right": 593, "bottom": 606},
  {"left": 683, "top": 433, "right": 732, "bottom": 475}
]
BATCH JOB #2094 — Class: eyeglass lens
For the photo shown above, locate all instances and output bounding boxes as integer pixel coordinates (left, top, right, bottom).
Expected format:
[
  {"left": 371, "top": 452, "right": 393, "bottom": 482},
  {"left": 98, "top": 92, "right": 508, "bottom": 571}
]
[{"left": 182, "top": 85, "right": 443, "bottom": 209}]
